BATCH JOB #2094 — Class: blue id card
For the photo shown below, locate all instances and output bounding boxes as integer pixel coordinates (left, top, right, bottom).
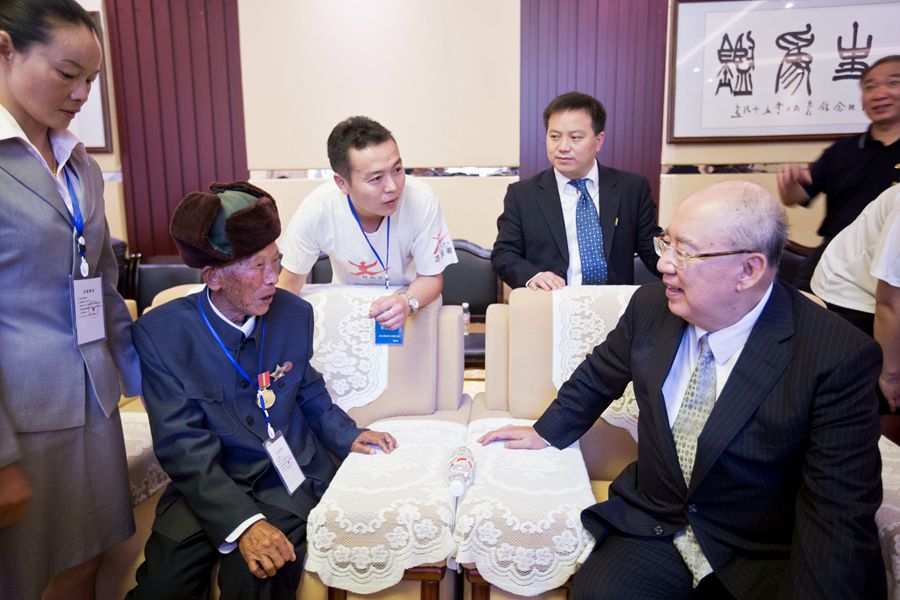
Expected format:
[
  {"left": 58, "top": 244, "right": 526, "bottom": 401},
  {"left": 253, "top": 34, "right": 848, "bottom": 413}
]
[{"left": 374, "top": 322, "right": 404, "bottom": 345}]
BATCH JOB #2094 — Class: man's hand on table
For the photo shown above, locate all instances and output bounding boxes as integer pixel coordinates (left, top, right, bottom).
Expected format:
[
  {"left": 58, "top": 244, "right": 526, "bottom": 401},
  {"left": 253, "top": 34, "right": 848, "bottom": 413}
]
[
  {"left": 352, "top": 430, "right": 398, "bottom": 454},
  {"left": 239, "top": 520, "right": 296, "bottom": 579},
  {"left": 477, "top": 425, "right": 549, "bottom": 449}
]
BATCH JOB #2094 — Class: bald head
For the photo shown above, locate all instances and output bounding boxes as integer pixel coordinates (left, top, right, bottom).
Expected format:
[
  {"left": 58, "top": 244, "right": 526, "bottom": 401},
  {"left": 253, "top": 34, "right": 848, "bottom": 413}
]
[{"left": 681, "top": 181, "right": 788, "bottom": 272}]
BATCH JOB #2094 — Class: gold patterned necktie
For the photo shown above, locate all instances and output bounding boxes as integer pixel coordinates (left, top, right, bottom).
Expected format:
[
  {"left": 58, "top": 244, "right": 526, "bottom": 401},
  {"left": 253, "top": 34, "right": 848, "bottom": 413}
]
[{"left": 672, "top": 333, "right": 716, "bottom": 587}]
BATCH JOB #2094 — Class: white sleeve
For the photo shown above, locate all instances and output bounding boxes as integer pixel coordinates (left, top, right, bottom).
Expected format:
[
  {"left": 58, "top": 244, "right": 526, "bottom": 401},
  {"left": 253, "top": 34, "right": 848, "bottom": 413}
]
[
  {"left": 409, "top": 192, "right": 458, "bottom": 276},
  {"left": 279, "top": 198, "right": 325, "bottom": 275},
  {"left": 218, "top": 513, "right": 266, "bottom": 554},
  {"left": 871, "top": 208, "right": 900, "bottom": 286}
]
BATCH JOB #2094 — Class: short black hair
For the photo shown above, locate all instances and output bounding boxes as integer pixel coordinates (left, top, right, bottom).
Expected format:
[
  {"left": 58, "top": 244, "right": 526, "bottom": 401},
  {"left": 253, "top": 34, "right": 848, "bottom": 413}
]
[
  {"left": 543, "top": 92, "right": 607, "bottom": 135},
  {"left": 327, "top": 116, "right": 396, "bottom": 180},
  {"left": 0, "top": 0, "right": 99, "bottom": 52},
  {"left": 861, "top": 54, "right": 900, "bottom": 83}
]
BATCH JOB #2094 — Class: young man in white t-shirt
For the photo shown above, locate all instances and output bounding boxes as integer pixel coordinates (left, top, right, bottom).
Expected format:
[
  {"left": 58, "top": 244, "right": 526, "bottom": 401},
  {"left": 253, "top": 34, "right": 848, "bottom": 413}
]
[{"left": 277, "top": 116, "right": 457, "bottom": 330}]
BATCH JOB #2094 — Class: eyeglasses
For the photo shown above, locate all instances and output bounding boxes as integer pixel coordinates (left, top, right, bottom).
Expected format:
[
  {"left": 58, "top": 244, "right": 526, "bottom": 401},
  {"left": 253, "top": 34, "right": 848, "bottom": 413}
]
[{"left": 653, "top": 235, "right": 756, "bottom": 269}]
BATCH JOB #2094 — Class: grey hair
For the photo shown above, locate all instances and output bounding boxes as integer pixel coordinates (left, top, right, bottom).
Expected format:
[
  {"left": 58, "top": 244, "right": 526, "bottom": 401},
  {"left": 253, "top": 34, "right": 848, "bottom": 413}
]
[{"left": 708, "top": 181, "right": 788, "bottom": 269}]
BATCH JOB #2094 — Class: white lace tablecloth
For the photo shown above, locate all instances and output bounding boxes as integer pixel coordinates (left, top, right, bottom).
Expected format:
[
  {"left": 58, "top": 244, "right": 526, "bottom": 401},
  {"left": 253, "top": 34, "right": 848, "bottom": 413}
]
[
  {"left": 300, "top": 284, "right": 392, "bottom": 412},
  {"left": 454, "top": 418, "right": 597, "bottom": 597},
  {"left": 305, "top": 418, "right": 463, "bottom": 593},
  {"left": 120, "top": 410, "right": 169, "bottom": 506},
  {"left": 551, "top": 286, "right": 640, "bottom": 439},
  {"left": 878, "top": 436, "right": 900, "bottom": 599}
]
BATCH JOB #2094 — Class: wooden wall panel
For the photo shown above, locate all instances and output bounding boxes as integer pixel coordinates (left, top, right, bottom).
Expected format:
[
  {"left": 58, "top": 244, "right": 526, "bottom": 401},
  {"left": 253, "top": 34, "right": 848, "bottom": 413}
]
[
  {"left": 104, "top": 0, "right": 249, "bottom": 256},
  {"left": 520, "top": 0, "right": 667, "bottom": 202}
]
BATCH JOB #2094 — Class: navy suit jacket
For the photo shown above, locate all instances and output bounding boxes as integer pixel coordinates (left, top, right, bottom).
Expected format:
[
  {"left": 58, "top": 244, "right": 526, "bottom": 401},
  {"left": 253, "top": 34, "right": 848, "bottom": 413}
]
[
  {"left": 133, "top": 289, "right": 363, "bottom": 545},
  {"left": 534, "top": 282, "right": 885, "bottom": 599},
  {"left": 490, "top": 163, "right": 661, "bottom": 288}
]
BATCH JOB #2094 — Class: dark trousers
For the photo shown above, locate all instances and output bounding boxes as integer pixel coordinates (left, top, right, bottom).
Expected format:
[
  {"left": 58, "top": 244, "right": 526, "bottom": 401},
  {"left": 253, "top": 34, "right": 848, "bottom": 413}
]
[
  {"left": 571, "top": 532, "right": 735, "bottom": 600},
  {"left": 125, "top": 501, "right": 306, "bottom": 600}
]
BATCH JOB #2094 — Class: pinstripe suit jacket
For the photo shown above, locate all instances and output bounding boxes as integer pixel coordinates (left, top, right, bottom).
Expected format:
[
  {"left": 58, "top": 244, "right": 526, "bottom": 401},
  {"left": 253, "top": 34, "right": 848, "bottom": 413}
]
[
  {"left": 534, "top": 281, "right": 885, "bottom": 599},
  {"left": 0, "top": 139, "right": 141, "bottom": 467}
]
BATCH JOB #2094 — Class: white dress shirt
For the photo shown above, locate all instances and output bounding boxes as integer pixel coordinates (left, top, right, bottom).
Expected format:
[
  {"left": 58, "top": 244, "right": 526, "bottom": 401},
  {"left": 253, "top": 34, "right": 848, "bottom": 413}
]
[
  {"left": 661, "top": 284, "right": 774, "bottom": 427},
  {"left": 553, "top": 162, "right": 601, "bottom": 286}
]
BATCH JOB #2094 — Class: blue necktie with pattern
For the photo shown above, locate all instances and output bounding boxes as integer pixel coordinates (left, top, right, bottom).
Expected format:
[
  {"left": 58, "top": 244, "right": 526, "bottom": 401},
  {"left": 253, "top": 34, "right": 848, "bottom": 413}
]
[
  {"left": 672, "top": 333, "right": 716, "bottom": 587},
  {"left": 569, "top": 178, "right": 607, "bottom": 285}
]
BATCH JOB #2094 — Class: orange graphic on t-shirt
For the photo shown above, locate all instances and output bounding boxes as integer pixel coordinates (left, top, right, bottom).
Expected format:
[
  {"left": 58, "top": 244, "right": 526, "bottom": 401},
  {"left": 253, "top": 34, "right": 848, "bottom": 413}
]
[
  {"left": 432, "top": 232, "right": 448, "bottom": 255},
  {"left": 348, "top": 259, "right": 384, "bottom": 276}
]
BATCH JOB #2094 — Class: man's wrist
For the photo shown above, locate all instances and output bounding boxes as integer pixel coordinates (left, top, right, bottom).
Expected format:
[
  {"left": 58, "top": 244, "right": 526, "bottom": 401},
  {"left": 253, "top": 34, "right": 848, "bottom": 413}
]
[{"left": 398, "top": 291, "right": 419, "bottom": 315}]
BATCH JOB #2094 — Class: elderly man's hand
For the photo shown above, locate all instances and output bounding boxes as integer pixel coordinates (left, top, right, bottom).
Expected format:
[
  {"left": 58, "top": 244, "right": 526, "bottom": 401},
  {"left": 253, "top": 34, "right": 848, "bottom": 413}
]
[
  {"left": 351, "top": 430, "right": 398, "bottom": 454},
  {"left": 369, "top": 294, "right": 410, "bottom": 330},
  {"left": 477, "top": 425, "right": 549, "bottom": 449},
  {"left": 238, "top": 520, "right": 296, "bottom": 579},
  {"left": 527, "top": 271, "right": 566, "bottom": 291},
  {"left": 0, "top": 464, "right": 31, "bottom": 528}
]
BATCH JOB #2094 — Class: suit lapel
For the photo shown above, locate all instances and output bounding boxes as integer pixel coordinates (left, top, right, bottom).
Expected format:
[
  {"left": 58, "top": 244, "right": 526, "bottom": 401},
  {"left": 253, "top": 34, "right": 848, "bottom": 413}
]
[
  {"left": 689, "top": 284, "right": 795, "bottom": 491},
  {"left": 535, "top": 169, "right": 569, "bottom": 262},
  {"left": 645, "top": 306, "right": 690, "bottom": 479},
  {"left": 0, "top": 140, "right": 71, "bottom": 225},
  {"left": 596, "top": 163, "right": 620, "bottom": 258}
]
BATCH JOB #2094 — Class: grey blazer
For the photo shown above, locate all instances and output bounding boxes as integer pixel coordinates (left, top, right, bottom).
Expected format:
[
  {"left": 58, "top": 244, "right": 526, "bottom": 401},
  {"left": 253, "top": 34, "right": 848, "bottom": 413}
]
[{"left": 0, "top": 138, "right": 141, "bottom": 466}]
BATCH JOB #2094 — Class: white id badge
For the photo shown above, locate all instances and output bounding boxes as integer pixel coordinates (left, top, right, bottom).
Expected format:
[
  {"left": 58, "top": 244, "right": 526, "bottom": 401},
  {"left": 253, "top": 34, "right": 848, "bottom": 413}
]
[
  {"left": 72, "top": 276, "right": 106, "bottom": 345},
  {"left": 263, "top": 431, "right": 304, "bottom": 496}
]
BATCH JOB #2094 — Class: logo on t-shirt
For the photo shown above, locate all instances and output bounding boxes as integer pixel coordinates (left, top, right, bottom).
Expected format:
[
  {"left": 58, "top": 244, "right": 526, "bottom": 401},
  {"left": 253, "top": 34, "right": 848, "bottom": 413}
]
[
  {"left": 431, "top": 231, "right": 455, "bottom": 263},
  {"left": 348, "top": 259, "right": 385, "bottom": 277}
]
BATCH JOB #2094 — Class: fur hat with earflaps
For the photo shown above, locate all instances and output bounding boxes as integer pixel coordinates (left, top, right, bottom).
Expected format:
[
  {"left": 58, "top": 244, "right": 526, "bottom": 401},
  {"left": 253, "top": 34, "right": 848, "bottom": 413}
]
[{"left": 170, "top": 181, "right": 281, "bottom": 268}]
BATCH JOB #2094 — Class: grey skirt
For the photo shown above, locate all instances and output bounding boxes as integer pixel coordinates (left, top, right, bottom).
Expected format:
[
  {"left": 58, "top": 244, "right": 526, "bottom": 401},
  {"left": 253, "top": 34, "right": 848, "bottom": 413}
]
[{"left": 0, "top": 394, "right": 134, "bottom": 600}]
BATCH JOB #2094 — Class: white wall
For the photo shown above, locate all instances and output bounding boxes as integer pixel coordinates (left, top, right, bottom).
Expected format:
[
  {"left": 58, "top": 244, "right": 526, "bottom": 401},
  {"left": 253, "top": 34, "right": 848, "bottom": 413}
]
[{"left": 238, "top": 0, "right": 520, "bottom": 170}]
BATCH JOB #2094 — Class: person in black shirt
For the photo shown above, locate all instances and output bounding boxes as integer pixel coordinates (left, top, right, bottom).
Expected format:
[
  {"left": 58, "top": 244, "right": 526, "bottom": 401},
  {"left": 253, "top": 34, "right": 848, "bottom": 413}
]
[{"left": 778, "top": 55, "right": 900, "bottom": 291}]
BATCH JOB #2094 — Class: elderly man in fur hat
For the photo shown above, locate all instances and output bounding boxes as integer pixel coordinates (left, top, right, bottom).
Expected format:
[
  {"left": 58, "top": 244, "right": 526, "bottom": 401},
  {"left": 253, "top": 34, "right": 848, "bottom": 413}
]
[{"left": 127, "top": 182, "right": 397, "bottom": 600}]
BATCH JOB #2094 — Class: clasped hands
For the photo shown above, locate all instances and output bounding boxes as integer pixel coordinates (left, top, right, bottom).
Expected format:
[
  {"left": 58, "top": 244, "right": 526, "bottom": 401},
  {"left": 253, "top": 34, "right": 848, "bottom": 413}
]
[{"left": 239, "top": 429, "right": 397, "bottom": 578}]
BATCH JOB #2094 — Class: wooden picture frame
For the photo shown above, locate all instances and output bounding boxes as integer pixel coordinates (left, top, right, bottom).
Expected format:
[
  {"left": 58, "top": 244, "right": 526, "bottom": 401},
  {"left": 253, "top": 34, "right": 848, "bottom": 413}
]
[
  {"left": 69, "top": 11, "right": 112, "bottom": 153},
  {"left": 667, "top": 0, "right": 900, "bottom": 143}
]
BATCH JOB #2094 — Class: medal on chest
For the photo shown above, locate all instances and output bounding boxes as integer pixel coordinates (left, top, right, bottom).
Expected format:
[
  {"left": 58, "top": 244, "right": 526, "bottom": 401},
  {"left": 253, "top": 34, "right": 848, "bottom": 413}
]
[{"left": 256, "top": 362, "right": 293, "bottom": 409}]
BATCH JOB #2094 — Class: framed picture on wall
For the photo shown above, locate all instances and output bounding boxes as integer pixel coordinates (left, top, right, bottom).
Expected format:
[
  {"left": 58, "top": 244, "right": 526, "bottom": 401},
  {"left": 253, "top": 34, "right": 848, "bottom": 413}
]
[
  {"left": 68, "top": 11, "right": 112, "bottom": 153},
  {"left": 667, "top": 0, "right": 900, "bottom": 142}
]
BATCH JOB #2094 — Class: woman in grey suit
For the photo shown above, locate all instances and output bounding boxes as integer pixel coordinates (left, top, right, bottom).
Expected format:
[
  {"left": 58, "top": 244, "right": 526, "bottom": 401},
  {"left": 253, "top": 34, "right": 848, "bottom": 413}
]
[{"left": 0, "top": 2, "right": 141, "bottom": 599}]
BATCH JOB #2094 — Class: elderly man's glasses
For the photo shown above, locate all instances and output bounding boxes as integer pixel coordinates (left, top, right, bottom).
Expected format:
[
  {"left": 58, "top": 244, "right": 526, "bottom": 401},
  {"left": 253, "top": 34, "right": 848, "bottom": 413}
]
[{"left": 653, "top": 235, "right": 756, "bottom": 269}]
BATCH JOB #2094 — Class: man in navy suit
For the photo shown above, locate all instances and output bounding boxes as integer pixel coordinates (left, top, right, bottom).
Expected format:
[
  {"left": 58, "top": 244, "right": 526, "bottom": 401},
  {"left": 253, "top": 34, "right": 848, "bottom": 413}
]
[
  {"left": 128, "top": 182, "right": 397, "bottom": 600},
  {"left": 491, "top": 92, "right": 661, "bottom": 290},
  {"left": 481, "top": 181, "right": 885, "bottom": 599}
]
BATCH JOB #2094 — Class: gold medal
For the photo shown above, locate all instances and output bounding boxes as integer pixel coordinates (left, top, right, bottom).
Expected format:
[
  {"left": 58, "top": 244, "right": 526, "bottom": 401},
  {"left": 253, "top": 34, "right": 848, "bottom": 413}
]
[{"left": 257, "top": 388, "right": 276, "bottom": 409}]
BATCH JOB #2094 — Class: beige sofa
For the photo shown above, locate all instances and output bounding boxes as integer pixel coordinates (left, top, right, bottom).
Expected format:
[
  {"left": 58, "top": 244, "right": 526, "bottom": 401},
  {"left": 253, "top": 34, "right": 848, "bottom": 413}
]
[
  {"left": 96, "top": 285, "right": 470, "bottom": 600},
  {"left": 465, "top": 287, "right": 638, "bottom": 600}
]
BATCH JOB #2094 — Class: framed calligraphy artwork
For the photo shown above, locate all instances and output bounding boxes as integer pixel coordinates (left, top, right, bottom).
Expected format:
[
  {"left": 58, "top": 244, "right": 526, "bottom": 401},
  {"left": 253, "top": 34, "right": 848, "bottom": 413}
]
[
  {"left": 667, "top": 0, "right": 900, "bottom": 142},
  {"left": 68, "top": 12, "right": 112, "bottom": 153}
]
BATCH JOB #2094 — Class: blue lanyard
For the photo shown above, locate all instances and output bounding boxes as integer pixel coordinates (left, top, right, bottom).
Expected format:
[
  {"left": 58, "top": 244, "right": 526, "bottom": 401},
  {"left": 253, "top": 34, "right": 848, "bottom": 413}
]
[
  {"left": 347, "top": 196, "right": 390, "bottom": 289},
  {"left": 197, "top": 295, "right": 275, "bottom": 438},
  {"left": 64, "top": 168, "right": 88, "bottom": 277}
]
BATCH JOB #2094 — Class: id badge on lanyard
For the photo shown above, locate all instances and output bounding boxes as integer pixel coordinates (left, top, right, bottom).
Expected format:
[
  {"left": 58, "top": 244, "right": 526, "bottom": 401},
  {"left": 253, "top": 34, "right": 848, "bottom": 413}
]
[{"left": 71, "top": 274, "right": 106, "bottom": 345}]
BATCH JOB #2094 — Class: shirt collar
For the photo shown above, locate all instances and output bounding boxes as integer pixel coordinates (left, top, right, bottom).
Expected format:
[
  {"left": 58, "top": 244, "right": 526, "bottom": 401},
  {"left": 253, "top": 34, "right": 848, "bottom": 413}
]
[
  {"left": 690, "top": 283, "right": 774, "bottom": 365},
  {"left": 554, "top": 160, "right": 600, "bottom": 193},
  {"left": 206, "top": 287, "right": 257, "bottom": 336},
  {"left": 0, "top": 104, "right": 84, "bottom": 174}
]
